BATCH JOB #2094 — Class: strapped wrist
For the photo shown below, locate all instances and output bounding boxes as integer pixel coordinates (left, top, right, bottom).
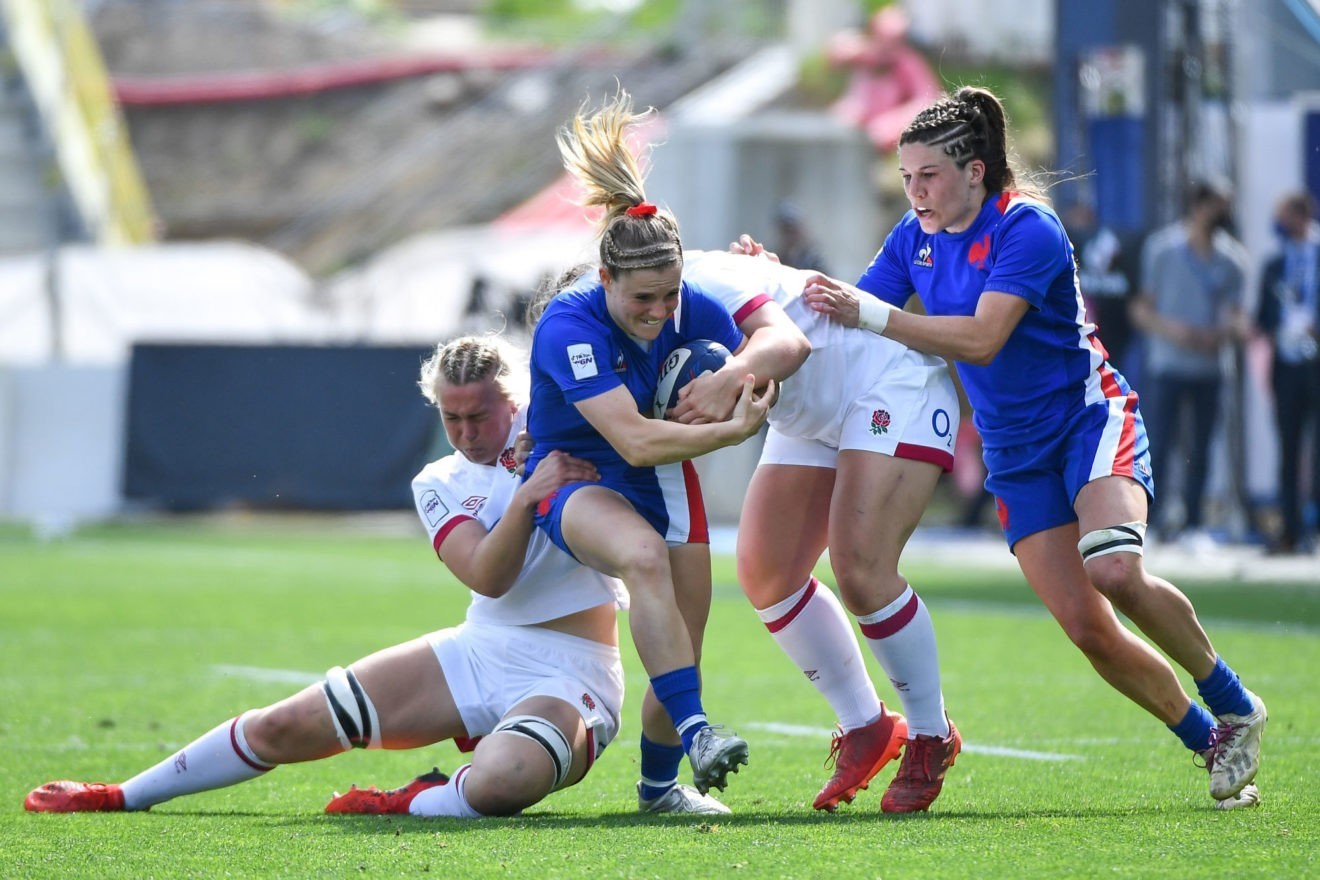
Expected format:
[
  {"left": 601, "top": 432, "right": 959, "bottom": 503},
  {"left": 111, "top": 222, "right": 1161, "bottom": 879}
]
[{"left": 857, "top": 294, "right": 891, "bottom": 335}]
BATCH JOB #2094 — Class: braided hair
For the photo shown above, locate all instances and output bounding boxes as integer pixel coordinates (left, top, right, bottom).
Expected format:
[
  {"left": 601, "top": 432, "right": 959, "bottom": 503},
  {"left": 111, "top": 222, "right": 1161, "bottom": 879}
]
[
  {"left": 900, "top": 86, "right": 1041, "bottom": 199},
  {"left": 418, "top": 335, "right": 527, "bottom": 409},
  {"left": 556, "top": 90, "right": 683, "bottom": 276}
]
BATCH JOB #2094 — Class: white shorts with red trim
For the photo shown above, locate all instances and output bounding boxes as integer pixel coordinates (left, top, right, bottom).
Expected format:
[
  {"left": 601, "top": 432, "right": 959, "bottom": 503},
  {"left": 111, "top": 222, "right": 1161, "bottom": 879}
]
[
  {"left": 427, "top": 621, "right": 624, "bottom": 767},
  {"left": 761, "top": 351, "right": 959, "bottom": 472}
]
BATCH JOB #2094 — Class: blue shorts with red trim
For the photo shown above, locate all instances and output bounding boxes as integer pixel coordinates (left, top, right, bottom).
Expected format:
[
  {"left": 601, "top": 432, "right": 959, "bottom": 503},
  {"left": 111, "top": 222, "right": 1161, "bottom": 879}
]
[
  {"left": 984, "top": 393, "right": 1154, "bottom": 550},
  {"left": 531, "top": 461, "right": 707, "bottom": 562}
]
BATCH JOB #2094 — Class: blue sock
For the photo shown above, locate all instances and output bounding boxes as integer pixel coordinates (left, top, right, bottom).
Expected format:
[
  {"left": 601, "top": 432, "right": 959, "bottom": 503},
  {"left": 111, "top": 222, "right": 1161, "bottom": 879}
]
[
  {"left": 1168, "top": 702, "right": 1216, "bottom": 753},
  {"left": 638, "top": 734, "right": 684, "bottom": 801},
  {"left": 650, "top": 666, "right": 707, "bottom": 753},
  {"left": 1195, "top": 656, "right": 1254, "bottom": 717}
]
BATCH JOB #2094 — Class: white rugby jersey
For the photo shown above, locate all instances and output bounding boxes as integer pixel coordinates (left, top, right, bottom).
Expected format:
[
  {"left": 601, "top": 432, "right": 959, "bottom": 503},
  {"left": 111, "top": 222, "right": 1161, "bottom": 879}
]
[
  {"left": 411, "top": 411, "right": 626, "bottom": 626},
  {"left": 683, "top": 249, "right": 947, "bottom": 443}
]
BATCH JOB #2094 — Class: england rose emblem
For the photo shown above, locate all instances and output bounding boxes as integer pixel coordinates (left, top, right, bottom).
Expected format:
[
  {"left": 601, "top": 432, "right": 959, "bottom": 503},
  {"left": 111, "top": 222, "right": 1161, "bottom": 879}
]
[{"left": 870, "top": 409, "right": 891, "bottom": 436}]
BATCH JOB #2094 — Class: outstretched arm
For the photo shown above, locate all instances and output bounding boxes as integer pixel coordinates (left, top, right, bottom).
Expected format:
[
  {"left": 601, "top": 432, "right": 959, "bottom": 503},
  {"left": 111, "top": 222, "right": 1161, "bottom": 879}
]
[{"left": 803, "top": 274, "right": 1028, "bottom": 365}]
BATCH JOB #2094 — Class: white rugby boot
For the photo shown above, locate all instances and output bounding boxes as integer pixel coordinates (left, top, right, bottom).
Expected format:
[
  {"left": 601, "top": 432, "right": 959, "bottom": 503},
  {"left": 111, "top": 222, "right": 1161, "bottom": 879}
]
[
  {"left": 1202, "top": 691, "right": 1267, "bottom": 800},
  {"left": 637, "top": 781, "right": 732, "bottom": 815},
  {"left": 687, "top": 725, "right": 749, "bottom": 795}
]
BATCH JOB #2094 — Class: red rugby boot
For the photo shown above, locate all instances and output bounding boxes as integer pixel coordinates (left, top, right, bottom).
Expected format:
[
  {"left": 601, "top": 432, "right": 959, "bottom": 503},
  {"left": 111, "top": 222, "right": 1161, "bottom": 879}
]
[
  {"left": 812, "top": 710, "right": 907, "bottom": 811},
  {"left": 25, "top": 781, "right": 127, "bottom": 813},
  {"left": 325, "top": 768, "right": 449, "bottom": 815},
  {"left": 881, "top": 718, "right": 961, "bottom": 813}
]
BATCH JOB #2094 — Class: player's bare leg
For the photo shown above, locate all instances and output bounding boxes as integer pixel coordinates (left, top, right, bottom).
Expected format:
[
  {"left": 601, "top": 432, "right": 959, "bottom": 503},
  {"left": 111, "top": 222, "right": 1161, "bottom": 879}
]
[
  {"left": 26, "top": 639, "right": 466, "bottom": 813},
  {"left": 831, "top": 450, "right": 958, "bottom": 812},
  {"left": 560, "top": 487, "right": 746, "bottom": 792},
  {"left": 636, "top": 543, "right": 730, "bottom": 814},
  {"left": 738, "top": 463, "right": 902, "bottom": 811},
  {"left": 1073, "top": 476, "right": 1265, "bottom": 802}
]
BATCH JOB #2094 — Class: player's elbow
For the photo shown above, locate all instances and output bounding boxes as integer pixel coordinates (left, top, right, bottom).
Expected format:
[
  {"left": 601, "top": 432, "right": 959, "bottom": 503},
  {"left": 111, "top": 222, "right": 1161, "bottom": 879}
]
[
  {"left": 962, "top": 344, "right": 999, "bottom": 367},
  {"left": 785, "top": 335, "right": 812, "bottom": 372},
  {"left": 617, "top": 443, "right": 664, "bottom": 468},
  {"left": 962, "top": 326, "right": 1012, "bottom": 366}
]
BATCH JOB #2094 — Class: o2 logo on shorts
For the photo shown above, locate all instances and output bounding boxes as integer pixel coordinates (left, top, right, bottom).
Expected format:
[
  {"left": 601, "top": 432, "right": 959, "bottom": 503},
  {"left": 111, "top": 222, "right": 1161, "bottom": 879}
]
[{"left": 931, "top": 409, "right": 952, "bottom": 447}]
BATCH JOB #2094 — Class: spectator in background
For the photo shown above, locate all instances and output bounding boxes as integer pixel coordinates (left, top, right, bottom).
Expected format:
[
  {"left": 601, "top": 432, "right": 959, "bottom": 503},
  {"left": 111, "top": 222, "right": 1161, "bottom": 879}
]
[
  {"left": 773, "top": 201, "right": 829, "bottom": 273},
  {"left": 827, "top": 6, "right": 940, "bottom": 153},
  {"left": 1130, "top": 179, "right": 1250, "bottom": 546},
  {"left": 1065, "top": 201, "right": 1141, "bottom": 378},
  {"left": 1256, "top": 191, "right": 1320, "bottom": 555}
]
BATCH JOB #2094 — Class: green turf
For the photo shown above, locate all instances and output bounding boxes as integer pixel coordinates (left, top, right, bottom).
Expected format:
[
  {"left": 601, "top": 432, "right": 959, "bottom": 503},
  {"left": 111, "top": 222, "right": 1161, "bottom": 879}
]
[{"left": 2, "top": 519, "right": 1316, "bottom": 879}]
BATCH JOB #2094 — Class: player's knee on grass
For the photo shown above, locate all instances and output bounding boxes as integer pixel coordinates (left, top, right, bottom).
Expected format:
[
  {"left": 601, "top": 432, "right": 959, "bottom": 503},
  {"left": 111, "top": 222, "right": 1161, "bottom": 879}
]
[{"left": 466, "top": 715, "right": 577, "bottom": 815}]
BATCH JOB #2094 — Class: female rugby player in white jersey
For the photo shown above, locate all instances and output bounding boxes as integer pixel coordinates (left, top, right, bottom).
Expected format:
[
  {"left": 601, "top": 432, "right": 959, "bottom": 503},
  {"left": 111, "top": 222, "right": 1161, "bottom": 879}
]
[
  {"left": 25, "top": 335, "right": 725, "bottom": 818},
  {"left": 672, "top": 247, "right": 962, "bottom": 813}
]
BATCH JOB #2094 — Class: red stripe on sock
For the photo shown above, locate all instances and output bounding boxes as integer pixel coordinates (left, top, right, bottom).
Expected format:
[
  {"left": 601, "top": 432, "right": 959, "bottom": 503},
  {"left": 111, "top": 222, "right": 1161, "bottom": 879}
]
[
  {"left": 859, "top": 592, "right": 919, "bottom": 640},
  {"left": 764, "top": 579, "right": 819, "bottom": 633},
  {"left": 229, "top": 717, "right": 274, "bottom": 772}
]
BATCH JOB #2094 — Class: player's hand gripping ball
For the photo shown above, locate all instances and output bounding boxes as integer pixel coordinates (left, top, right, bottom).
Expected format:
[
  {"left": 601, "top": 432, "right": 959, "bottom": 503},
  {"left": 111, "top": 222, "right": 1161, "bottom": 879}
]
[{"left": 653, "top": 340, "right": 731, "bottom": 419}]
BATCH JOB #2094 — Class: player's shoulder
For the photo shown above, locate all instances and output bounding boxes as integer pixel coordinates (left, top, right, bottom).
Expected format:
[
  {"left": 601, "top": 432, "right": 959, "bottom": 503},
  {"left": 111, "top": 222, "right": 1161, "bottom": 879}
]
[
  {"left": 990, "top": 194, "right": 1068, "bottom": 248},
  {"left": 994, "top": 193, "right": 1060, "bottom": 228},
  {"left": 411, "top": 451, "right": 468, "bottom": 493},
  {"left": 682, "top": 250, "right": 769, "bottom": 301}
]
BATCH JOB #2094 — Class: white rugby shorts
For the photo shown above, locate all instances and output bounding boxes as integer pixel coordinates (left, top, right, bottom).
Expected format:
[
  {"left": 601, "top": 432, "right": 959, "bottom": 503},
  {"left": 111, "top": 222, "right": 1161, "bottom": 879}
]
[
  {"left": 762, "top": 350, "right": 959, "bottom": 470},
  {"left": 427, "top": 621, "right": 624, "bottom": 756}
]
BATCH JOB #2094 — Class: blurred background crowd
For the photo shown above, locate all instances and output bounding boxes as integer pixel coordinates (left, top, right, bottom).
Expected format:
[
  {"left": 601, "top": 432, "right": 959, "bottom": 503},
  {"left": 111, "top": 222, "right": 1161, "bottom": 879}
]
[{"left": 1, "top": 0, "right": 1317, "bottom": 558}]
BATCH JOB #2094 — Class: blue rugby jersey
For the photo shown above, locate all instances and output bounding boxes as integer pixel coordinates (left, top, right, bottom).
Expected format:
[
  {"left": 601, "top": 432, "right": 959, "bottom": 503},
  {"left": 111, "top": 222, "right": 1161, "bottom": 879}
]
[
  {"left": 857, "top": 192, "right": 1133, "bottom": 448},
  {"left": 525, "top": 274, "right": 744, "bottom": 480}
]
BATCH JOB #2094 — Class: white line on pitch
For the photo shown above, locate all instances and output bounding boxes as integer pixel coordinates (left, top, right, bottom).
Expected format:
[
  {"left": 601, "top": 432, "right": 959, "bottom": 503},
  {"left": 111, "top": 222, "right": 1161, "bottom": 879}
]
[
  {"left": 211, "top": 664, "right": 320, "bottom": 685},
  {"left": 742, "top": 721, "right": 1083, "bottom": 762}
]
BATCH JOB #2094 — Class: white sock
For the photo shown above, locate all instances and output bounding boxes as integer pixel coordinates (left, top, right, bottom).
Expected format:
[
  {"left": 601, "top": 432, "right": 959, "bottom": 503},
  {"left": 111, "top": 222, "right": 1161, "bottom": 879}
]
[
  {"left": 120, "top": 713, "right": 274, "bottom": 810},
  {"left": 856, "top": 585, "right": 949, "bottom": 738},
  {"left": 408, "top": 764, "right": 482, "bottom": 818},
  {"left": 756, "top": 577, "right": 883, "bottom": 731}
]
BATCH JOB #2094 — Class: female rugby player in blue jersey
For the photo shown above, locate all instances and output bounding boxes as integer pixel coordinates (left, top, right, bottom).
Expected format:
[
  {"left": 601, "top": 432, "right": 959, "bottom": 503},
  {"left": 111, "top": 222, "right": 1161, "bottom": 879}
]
[
  {"left": 803, "top": 85, "right": 1265, "bottom": 810},
  {"left": 522, "top": 91, "right": 779, "bottom": 801}
]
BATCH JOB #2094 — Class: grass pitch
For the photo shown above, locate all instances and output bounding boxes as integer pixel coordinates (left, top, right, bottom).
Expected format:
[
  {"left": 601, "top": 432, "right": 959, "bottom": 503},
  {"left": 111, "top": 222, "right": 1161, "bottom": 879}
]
[{"left": 2, "top": 518, "right": 1316, "bottom": 879}]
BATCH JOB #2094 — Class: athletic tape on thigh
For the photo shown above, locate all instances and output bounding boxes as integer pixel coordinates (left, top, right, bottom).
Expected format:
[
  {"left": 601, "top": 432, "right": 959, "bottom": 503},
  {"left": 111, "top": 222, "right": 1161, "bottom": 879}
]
[
  {"left": 1077, "top": 521, "right": 1147, "bottom": 562},
  {"left": 322, "top": 665, "right": 382, "bottom": 750},
  {"left": 493, "top": 714, "right": 573, "bottom": 790}
]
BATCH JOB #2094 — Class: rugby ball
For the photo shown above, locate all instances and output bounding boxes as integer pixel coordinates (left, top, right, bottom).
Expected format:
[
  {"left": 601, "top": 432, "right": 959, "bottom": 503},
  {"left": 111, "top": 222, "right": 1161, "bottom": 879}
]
[{"left": 653, "top": 340, "right": 731, "bottom": 419}]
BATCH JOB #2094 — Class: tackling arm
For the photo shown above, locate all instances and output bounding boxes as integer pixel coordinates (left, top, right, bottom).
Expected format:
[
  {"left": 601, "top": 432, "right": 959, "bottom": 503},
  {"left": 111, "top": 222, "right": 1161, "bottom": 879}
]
[{"left": 438, "top": 451, "right": 599, "bottom": 598}]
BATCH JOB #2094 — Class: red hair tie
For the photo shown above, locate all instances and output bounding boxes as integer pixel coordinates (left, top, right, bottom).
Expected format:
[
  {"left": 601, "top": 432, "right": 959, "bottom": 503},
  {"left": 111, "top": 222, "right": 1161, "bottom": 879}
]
[{"left": 625, "top": 203, "right": 657, "bottom": 217}]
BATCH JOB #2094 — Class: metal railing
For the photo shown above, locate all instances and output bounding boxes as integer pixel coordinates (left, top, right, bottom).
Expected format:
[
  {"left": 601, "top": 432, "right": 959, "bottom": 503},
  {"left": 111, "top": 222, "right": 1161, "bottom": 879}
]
[{"left": 1, "top": 0, "right": 154, "bottom": 244}]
